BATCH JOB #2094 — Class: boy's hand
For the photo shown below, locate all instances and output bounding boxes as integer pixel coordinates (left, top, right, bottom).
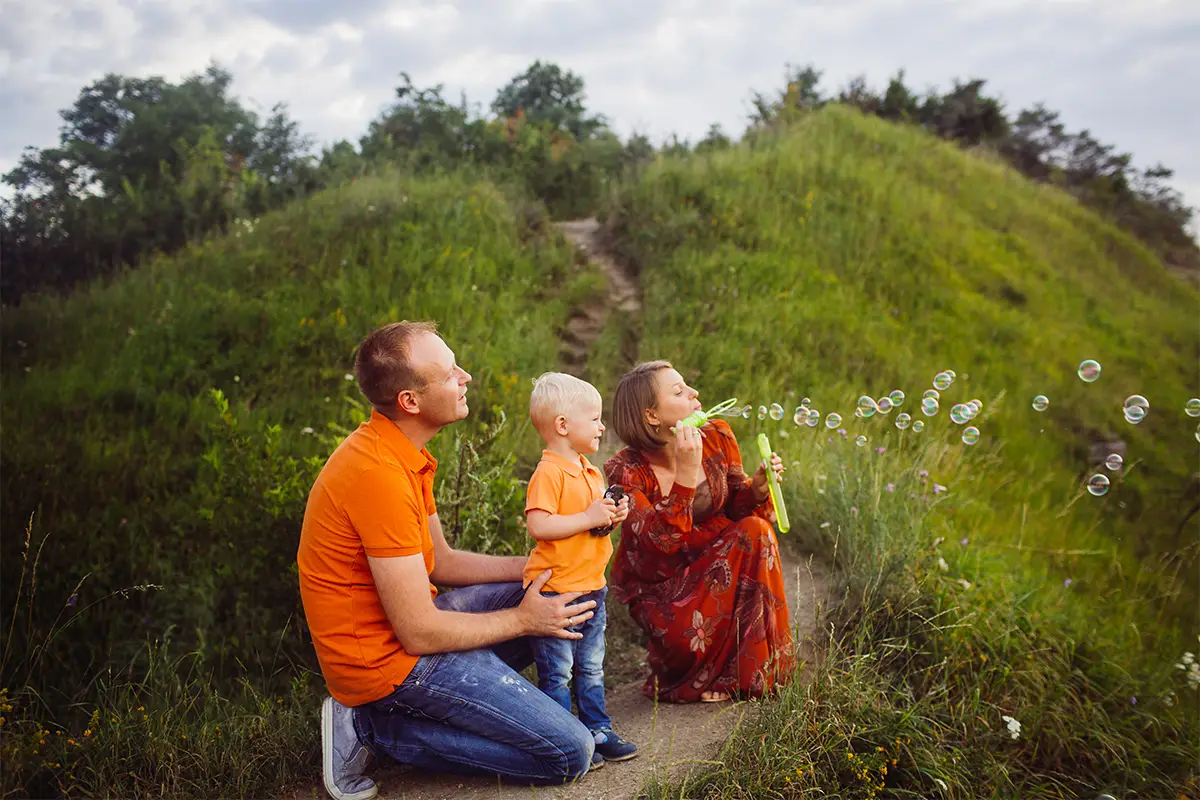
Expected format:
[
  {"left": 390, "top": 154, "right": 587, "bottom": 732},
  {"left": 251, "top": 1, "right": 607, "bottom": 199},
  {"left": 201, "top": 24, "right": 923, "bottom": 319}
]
[
  {"left": 586, "top": 496, "right": 619, "bottom": 528},
  {"left": 611, "top": 496, "right": 630, "bottom": 525}
]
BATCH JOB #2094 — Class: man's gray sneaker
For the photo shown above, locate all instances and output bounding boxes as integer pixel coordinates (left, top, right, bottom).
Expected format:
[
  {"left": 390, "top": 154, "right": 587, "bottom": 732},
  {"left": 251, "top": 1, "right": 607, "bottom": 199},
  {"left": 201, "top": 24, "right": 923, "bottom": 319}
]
[{"left": 321, "top": 696, "right": 377, "bottom": 800}]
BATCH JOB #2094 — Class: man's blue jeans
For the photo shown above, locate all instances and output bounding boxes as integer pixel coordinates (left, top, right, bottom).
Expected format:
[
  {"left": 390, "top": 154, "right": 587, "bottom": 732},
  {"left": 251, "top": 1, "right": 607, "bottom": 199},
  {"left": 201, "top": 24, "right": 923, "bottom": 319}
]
[
  {"left": 353, "top": 582, "right": 594, "bottom": 784},
  {"left": 531, "top": 587, "right": 612, "bottom": 734}
]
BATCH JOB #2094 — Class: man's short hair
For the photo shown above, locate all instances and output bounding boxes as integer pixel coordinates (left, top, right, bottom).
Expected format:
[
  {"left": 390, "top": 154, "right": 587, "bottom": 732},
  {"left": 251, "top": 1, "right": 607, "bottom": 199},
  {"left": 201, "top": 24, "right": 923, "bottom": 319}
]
[
  {"left": 610, "top": 360, "right": 674, "bottom": 452},
  {"left": 529, "top": 372, "right": 602, "bottom": 436},
  {"left": 354, "top": 320, "right": 439, "bottom": 415}
]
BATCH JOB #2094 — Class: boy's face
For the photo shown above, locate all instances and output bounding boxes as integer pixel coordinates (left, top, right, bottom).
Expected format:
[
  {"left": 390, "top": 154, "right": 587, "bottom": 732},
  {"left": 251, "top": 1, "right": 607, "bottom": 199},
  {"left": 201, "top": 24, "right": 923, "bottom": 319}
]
[{"left": 560, "top": 397, "right": 605, "bottom": 455}]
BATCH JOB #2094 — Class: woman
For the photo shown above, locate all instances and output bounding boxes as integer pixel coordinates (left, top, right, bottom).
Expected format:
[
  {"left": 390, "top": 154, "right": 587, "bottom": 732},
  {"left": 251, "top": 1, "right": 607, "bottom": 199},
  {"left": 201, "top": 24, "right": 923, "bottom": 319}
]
[{"left": 604, "top": 361, "right": 795, "bottom": 703}]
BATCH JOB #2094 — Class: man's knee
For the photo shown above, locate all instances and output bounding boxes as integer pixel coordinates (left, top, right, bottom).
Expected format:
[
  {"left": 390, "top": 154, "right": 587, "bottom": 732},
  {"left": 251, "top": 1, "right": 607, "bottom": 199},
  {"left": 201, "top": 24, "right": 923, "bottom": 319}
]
[{"left": 558, "top": 724, "right": 595, "bottom": 781}]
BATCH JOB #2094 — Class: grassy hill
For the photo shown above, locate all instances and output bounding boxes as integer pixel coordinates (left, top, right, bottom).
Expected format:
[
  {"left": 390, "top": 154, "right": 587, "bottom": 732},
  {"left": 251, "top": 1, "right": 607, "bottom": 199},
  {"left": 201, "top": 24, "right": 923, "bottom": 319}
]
[
  {"left": 1, "top": 106, "right": 1196, "bottom": 797},
  {"left": 603, "top": 105, "right": 1199, "bottom": 796}
]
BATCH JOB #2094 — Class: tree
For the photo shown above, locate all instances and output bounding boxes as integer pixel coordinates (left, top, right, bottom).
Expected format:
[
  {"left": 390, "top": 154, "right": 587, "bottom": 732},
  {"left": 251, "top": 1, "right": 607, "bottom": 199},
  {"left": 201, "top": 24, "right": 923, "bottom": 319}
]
[{"left": 490, "top": 61, "right": 607, "bottom": 139}]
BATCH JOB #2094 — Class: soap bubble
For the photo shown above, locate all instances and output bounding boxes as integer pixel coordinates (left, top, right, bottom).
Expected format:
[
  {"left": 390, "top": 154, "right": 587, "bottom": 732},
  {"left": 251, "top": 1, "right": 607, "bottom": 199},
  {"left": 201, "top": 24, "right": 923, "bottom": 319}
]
[
  {"left": 950, "top": 404, "right": 971, "bottom": 424},
  {"left": 1124, "top": 405, "right": 1146, "bottom": 424},
  {"left": 1086, "top": 473, "right": 1110, "bottom": 496},
  {"left": 895, "top": 412, "right": 912, "bottom": 430},
  {"left": 1123, "top": 395, "right": 1148, "bottom": 420},
  {"left": 1186, "top": 398, "right": 1200, "bottom": 417},
  {"left": 876, "top": 396, "right": 893, "bottom": 414},
  {"left": 769, "top": 403, "right": 785, "bottom": 421},
  {"left": 933, "top": 372, "right": 953, "bottom": 391},
  {"left": 967, "top": 399, "right": 982, "bottom": 417},
  {"left": 825, "top": 412, "right": 842, "bottom": 429},
  {"left": 1104, "top": 453, "right": 1123, "bottom": 471},
  {"left": 806, "top": 409, "right": 821, "bottom": 427},
  {"left": 793, "top": 408, "right": 806, "bottom": 425},
  {"left": 757, "top": 405, "right": 768, "bottom": 421},
  {"left": 962, "top": 426, "right": 980, "bottom": 445},
  {"left": 889, "top": 390, "right": 905, "bottom": 407},
  {"left": 1032, "top": 395, "right": 1049, "bottom": 411},
  {"left": 912, "top": 420, "right": 925, "bottom": 433},
  {"left": 923, "top": 389, "right": 940, "bottom": 401},
  {"left": 1077, "top": 359, "right": 1101, "bottom": 383},
  {"left": 1195, "top": 422, "right": 1199, "bottom": 442},
  {"left": 857, "top": 396, "right": 878, "bottom": 418},
  {"left": 855, "top": 435, "right": 868, "bottom": 447},
  {"left": 800, "top": 397, "right": 811, "bottom": 408},
  {"left": 922, "top": 397, "right": 940, "bottom": 416},
  {"left": 741, "top": 405, "right": 752, "bottom": 419}
]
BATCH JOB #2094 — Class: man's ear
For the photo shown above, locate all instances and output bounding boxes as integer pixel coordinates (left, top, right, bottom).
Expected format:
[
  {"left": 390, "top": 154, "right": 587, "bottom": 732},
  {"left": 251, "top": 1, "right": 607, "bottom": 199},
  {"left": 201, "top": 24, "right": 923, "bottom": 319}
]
[
  {"left": 397, "top": 389, "right": 420, "bottom": 415},
  {"left": 554, "top": 414, "right": 569, "bottom": 436}
]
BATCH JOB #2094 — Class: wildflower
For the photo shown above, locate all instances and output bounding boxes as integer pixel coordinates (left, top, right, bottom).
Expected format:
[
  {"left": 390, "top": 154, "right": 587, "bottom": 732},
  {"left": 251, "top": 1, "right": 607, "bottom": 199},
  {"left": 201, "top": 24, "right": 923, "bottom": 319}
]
[
  {"left": 960, "top": 538, "right": 969, "bottom": 547},
  {"left": 937, "top": 557, "right": 949, "bottom": 572},
  {"left": 233, "top": 375, "right": 240, "bottom": 382},
  {"left": 876, "top": 446, "right": 886, "bottom": 455},
  {"left": 933, "top": 536, "right": 945, "bottom": 547},
  {"left": 1001, "top": 714, "right": 1021, "bottom": 740},
  {"left": 343, "top": 373, "right": 354, "bottom": 381},
  {"left": 837, "top": 427, "right": 847, "bottom": 436},
  {"left": 1175, "top": 652, "right": 1200, "bottom": 689},
  {"left": 919, "top": 469, "right": 929, "bottom": 479},
  {"left": 820, "top": 522, "right": 831, "bottom": 529},
  {"left": 301, "top": 427, "right": 315, "bottom": 435},
  {"left": 885, "top": 483, "right": 895, "bottom": 492},
  {"left": 957, "top": 579, "right": 972, "bottom": 590},
  {"left": 1063, "top": 578, "right": 1073, "bottom": 589},
  {"left": 67, "top": 593, "right": 78, "bottom": 608},
  {"left": 1130, "top": 696, "right": 1137, "bottom": 705},
  {"left": 934, "top": 778, "right": 948, "bottom": 791},
  {"left": 84, "top": 729, "right": 92, "bottom": 737},
  {"left": 933, "top": 483, "right": 947, "bottom": 494},
  {"left": 850, "top": 506, "right": 858, "bottom": 516}
]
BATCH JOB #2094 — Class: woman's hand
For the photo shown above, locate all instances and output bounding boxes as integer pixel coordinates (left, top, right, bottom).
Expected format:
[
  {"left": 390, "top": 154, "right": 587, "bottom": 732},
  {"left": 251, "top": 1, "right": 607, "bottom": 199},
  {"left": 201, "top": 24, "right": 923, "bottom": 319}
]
[
  {"left": 751, "top": 451, "right": 785, "bottom": 497},
  {"left": 673, "top": 424, "right": 704, "bottom": 486}
]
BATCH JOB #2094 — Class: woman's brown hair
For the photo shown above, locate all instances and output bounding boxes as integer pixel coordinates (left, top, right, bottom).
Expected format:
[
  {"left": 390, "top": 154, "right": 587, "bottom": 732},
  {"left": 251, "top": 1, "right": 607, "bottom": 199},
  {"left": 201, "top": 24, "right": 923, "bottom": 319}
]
[{"left": 611, "top": 360, "right": 674, "bottom": 452}]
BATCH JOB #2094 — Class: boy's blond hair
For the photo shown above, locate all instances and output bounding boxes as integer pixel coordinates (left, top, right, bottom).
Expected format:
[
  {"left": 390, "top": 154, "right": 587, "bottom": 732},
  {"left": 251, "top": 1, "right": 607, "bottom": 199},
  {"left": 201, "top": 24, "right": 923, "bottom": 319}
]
[{"left": 530, "top": 372, "right": 602, "bottom": 438}]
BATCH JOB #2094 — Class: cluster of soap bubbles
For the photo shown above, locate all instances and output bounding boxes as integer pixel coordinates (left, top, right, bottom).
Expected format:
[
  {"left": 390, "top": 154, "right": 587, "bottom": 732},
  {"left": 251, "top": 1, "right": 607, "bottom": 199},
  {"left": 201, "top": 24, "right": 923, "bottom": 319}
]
[{"left": 1031, "top": 360, "right": 1200, "bottom": 497}]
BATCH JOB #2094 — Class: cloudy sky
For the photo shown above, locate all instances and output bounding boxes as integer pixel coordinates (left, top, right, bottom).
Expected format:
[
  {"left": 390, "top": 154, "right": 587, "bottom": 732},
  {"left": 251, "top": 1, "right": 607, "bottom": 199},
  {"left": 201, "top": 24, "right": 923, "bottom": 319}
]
[{"left": 2, "top": 0, "right": 1198, "bottom": 215}]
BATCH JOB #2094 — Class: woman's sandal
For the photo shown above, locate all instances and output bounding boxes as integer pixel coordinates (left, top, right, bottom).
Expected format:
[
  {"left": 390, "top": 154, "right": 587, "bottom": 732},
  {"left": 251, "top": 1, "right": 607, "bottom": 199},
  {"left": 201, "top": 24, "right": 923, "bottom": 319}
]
[{"left": 699, "top": 691, "right": 731, "bottom": 703}]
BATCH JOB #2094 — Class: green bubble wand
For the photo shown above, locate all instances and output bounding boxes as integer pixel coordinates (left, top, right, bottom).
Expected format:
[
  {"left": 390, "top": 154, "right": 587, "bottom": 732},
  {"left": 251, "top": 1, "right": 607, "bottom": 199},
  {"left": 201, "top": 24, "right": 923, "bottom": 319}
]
[
  {"left": 756, "top": 432, "right": 791, "bottom": 534},
  {"left": 673, "top": 397, "right": 741, "bottom": 430}
]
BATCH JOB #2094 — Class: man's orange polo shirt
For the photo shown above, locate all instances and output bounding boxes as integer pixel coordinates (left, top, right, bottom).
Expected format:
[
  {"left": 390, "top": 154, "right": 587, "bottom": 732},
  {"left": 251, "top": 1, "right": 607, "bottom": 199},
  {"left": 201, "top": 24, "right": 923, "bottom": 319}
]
[
  {"left": 522, "top": 449, "right": 612, "bottom": 594},
  {"left": 297, "top": 409, "right": 438, "bottom": 707}
]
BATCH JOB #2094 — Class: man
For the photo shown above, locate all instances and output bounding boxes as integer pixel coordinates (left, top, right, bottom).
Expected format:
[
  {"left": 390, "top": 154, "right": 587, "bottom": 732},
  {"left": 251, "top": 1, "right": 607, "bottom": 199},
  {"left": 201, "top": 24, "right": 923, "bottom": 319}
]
[{"left": 298, "top": 321, "right": 599, "bottom": 800}]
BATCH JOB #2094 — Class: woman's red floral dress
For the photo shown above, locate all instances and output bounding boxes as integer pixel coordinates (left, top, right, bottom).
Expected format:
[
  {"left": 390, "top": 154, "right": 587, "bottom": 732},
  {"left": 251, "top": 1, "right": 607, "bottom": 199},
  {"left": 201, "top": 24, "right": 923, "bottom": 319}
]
[{"left": 604, "top": 419, "right": 795, "bottom": 703}]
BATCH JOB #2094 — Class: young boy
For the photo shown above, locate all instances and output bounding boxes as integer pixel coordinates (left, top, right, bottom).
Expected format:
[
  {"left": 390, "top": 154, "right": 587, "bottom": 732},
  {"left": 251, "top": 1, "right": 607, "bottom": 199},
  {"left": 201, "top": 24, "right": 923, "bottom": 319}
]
[{"left": 524, "top": 372, "right": 639, "bottom": 771}]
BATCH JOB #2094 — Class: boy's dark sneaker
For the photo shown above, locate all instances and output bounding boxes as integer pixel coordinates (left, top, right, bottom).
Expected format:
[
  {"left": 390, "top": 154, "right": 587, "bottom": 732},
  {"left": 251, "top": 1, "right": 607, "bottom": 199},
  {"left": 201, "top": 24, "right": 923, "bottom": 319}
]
[
  {"left": 589, "top": 750, "right": 606, "bottom": 771},
  {"left": 593, "top": 730, "right": 639, "bottom": 762}
]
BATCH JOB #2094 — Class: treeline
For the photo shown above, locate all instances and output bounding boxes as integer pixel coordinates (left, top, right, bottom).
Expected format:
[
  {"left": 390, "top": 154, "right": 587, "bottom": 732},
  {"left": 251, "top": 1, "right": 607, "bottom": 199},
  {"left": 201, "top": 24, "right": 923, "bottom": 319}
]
[{"left": 1, "top": 60, "right": 1194, "bottom": 304}]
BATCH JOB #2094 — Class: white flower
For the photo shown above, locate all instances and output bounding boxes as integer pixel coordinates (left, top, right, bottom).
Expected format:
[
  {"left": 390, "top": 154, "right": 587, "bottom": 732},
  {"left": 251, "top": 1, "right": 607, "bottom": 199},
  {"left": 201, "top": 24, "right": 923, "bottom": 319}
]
[
  {"left": 819, "top": 522, "right": 831, "bottom": 529},
  {"left": 937, "top": 557, "right": 949, "bottom": 572},
  {"left": 933, "top": 778, "right": 948, "bottom": 792},
  {"left": 301, "top": 427, "right": 314, "bottom": 435},
  {"left": 1177, "top": 651, "right": 1200, "bottom": 689},
  {"left": 343, "top": 373, "right": 354, "bottom": 381},
  {"left": 932, "top": 536, "right": 945, "bottom": 547},
  {"left": 233, "top": 375, "right": 240, "bottom": 382},
  {"left": 1001, "top": 715, "right": 1021, "bottom": 740},
  {"left": 957, "top": 579, "right": 973, "bottom": 590}
]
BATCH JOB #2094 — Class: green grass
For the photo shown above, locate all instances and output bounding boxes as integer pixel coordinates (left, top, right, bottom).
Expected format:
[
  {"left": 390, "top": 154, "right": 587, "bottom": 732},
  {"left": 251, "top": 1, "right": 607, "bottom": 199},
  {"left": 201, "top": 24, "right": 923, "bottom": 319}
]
[
  {"left": 602, "top": 106, "right": 1199, "bottom": 796},
  {"left": 0, "top": 168, "right": 611, "bottom": 796}
]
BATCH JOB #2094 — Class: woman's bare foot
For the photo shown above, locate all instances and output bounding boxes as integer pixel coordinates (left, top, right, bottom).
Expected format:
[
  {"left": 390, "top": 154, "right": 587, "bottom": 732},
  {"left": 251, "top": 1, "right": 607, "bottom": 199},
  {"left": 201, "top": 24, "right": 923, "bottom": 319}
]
[{"left": 699, "top": 690, "right": 731, "bottom": 703}]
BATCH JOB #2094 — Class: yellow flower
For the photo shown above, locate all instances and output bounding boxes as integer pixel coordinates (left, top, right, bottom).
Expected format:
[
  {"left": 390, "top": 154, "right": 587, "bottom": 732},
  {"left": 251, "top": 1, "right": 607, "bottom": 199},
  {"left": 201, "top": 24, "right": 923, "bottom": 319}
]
[{"left": 83, "top": 729, "right": 92, "bottom": 738}]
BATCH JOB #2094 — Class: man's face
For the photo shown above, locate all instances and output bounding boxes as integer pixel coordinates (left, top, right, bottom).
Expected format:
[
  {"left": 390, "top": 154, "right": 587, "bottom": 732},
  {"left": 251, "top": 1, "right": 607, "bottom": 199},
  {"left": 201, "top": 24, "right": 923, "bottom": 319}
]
[{"left": 407, "top": 332, "right": 472, "bottom": 425}]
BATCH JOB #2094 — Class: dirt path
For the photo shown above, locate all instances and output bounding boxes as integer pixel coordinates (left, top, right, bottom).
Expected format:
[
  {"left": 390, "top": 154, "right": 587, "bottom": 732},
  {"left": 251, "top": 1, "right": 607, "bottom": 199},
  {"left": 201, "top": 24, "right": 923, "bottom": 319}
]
[
  {"left": 365, "top": 542, "right": 835, "bottom": 800},
  {"left": 554, "top": 218, "right": 641, "bottom": 389}
]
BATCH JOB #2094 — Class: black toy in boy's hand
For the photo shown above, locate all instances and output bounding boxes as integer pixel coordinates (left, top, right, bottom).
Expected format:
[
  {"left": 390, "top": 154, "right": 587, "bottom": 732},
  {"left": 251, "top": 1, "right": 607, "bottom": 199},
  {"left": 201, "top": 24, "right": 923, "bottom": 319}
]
[{"left": 590, "top": 485, "right": 626, "bottom": 536}]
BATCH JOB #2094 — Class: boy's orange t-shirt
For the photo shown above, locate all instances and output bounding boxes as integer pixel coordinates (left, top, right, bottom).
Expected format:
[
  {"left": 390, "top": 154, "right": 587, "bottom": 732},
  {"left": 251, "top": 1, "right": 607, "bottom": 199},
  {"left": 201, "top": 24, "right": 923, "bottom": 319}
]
[
  {"left": 297, "top": 409, "right": 438, "bottom": 708},
  {"left": 522, "top": 449, "right": 613, "bottom": 593}
]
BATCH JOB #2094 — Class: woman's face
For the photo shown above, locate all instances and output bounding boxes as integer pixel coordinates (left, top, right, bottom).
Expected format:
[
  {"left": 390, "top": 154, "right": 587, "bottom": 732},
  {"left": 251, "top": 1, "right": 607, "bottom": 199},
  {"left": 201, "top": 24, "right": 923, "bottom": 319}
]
[{"left": 647, "top": 368, "right": 702, "bottom": 429}]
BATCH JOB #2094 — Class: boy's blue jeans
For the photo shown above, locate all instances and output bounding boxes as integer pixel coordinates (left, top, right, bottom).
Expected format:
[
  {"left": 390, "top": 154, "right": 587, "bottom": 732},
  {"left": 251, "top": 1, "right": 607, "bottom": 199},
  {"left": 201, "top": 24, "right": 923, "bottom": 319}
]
[
  {"left": 531, "top": 587, "right": 612, "bottom": 734},
  {"left": 353, "top": 582, "right": 594, "bottom": 785}
]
